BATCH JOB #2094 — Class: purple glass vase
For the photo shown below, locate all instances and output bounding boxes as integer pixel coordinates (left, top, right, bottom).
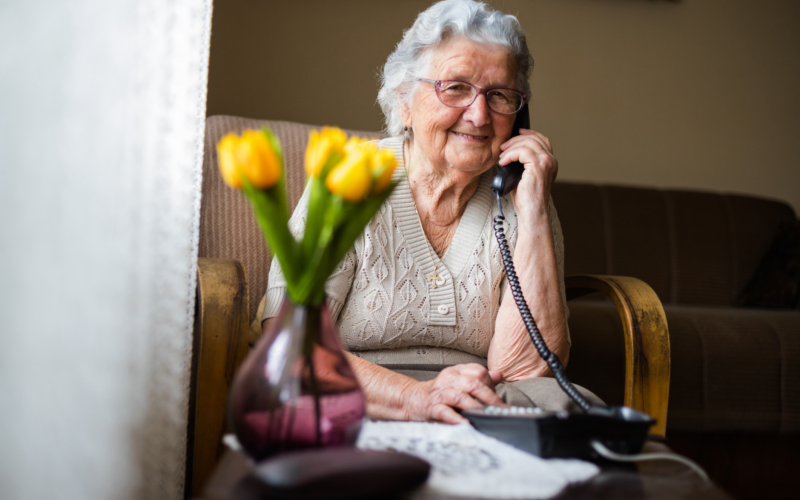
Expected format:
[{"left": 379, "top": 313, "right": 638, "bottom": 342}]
[{"left": 228, "top": 297, "right": 366, "bottom": 460}]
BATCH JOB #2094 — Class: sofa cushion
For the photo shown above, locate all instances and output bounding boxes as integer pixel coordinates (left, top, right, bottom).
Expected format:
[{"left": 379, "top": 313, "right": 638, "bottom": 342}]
[
  {"left": 552, "top": 183, "right": 796, "bottom": 307},
  {"left": 566, "top": 301, "right": 800, "bottom": 433},
  {"left": 737, "top": 219, "right": 800, "bottom": 309},
  {"left": 668, "top": 304, "right": 800, "bottom": 433}
]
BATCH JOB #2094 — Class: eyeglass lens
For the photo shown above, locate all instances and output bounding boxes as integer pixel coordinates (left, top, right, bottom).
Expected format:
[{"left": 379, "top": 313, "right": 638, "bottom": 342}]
[{"left": 437, "top": 81, "right": 523, "bottom": 114}]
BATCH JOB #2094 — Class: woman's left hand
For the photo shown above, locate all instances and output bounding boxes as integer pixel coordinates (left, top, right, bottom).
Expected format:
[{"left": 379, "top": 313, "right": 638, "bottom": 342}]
[{"left": 498, "top": 129, "right": 558, "bottom": 221}]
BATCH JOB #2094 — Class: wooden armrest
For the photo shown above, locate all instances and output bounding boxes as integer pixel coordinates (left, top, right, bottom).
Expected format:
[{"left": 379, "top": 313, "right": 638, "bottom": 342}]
[
  {"left": 565, "top": 274, "right": 671, "bottom": 437},
  {"left": 188, "top": 257, "right": 251, "bottom": 497}
]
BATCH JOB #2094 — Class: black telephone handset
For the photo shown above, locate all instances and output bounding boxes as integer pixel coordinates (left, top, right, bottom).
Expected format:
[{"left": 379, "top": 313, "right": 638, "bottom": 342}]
[
  {"left": 491, "top": 103, "right": 530, "bottom": 196},
  {"left": 470, "top": 104, "right": 657, "bottom": 463}
]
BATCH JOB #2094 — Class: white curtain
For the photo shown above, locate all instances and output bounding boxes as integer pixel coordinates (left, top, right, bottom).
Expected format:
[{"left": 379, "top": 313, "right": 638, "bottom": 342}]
[{"left": 0, "top": 1, "right": 212, "bottom": 499}]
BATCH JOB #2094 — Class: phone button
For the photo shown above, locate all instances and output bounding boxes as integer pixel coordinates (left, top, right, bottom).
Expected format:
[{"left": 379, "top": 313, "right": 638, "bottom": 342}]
[{"left": 437, "top": 305, "right": 449, "bottom": 315}]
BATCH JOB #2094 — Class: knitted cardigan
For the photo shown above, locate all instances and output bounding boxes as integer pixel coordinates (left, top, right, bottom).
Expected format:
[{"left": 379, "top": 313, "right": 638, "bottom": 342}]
[{"left": 262, "top": 136, "right": 569, "bottom": 366}]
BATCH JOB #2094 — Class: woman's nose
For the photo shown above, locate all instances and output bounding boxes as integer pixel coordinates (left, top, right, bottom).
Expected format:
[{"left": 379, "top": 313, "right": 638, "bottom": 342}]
[{"left": 462, "top": 93, "right": 491, "bottom": 127}]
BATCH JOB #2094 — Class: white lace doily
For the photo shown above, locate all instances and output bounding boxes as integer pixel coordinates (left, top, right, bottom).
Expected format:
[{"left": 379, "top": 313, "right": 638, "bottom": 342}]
[{"left": 357, "top": 421, "right": 599, "bottom": 499}]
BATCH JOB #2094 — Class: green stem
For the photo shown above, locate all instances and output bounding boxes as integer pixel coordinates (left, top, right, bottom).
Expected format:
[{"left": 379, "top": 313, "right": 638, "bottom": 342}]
[
  {"left": 242, "top": 179, "right": 299, "bottom": 293},
  {"left": 300, "top": 178, "right": 328, "bottom": 266}
]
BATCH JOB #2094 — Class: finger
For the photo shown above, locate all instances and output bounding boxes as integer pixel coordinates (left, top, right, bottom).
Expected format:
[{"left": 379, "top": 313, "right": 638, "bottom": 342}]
[
  {"left": 519, "top": 129, "right": 554, "bottom": 154},
  {"left": 501, "top": 129, "right": 553, "bottom": 154},
  {"left": 444, "top": 364, "right": 491, "bottom": 389},
  {"left": 446, "top": 387, "right": 485, "bottom": 410},
  {"left": 430, "top": 368, "right": 464, "bottom": 390},
  {"left": 478, "top": 370, "right": 498, "bottom": 390},
  {"left": 430, "top": 404, "right": 469, "bottom": 425},
  {"left": 498, "top": 144, "right": 552, "bottom": 168},
  {"left": 503, "top": 136, "right": 552, "bottom": 159},
  {"left": 501, "top": 133, "right": 541, "bottom": 152},
  {"left": 466, "top": 383, "right": 506, "bottom": 407},
  {"left": 462, "top": 365, "right": 499, "bottom": 391},
  {"left": 443, "top": 376, "right": 502, "bottom": 408},
  {"left": 438, "top": 365, "right": 461, "bottom": 379},
  {"left": 501, "top": 128, "right": 538, "bottom": 148},
  {"left": 488, "top": 370, "right": 503, "bottom": 386},
  {"left": 457, "top": 363, "right": 492, "bottom": 381},
  {"left": 516, "top": 129, "right": 553, "bottom": 154},
  {"left": 499, "top": 136, "right": 554, "bottom": 164}
]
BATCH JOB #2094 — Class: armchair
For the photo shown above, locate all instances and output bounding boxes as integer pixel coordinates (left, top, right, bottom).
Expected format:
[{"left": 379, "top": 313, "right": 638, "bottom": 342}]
[{"left": 185, "top": 115, "right": 671, "bottom": 496}]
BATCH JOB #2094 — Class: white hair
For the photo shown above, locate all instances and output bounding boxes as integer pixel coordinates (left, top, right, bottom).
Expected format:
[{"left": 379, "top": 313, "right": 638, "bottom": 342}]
[{"left": 377, "top": 0, "right": 534, "bottom": 136}]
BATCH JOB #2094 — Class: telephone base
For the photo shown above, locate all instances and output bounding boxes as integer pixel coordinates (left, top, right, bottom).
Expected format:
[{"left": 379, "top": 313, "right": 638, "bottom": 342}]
[{"left": 463, "top": 405, "right": 655, "bottom": 462}]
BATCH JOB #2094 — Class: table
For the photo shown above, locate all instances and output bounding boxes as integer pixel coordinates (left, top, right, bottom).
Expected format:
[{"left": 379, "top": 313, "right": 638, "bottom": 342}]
[{"left": 200, "top": 441, "right": 732, "bottom": 500}]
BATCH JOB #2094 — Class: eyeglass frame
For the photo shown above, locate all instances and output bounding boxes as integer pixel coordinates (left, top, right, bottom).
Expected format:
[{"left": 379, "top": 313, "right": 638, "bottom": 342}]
[{"left": 415, "top": 77, "right": 527, "bottom": 115}]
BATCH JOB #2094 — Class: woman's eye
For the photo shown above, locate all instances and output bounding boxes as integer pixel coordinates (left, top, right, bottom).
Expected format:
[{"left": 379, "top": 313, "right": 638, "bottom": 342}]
[
  {"left": 489, "top": 90, "right": 511, "bottom": 102},
  {"left": 441, "top": 83, "right": 468, "bottom": 93}
]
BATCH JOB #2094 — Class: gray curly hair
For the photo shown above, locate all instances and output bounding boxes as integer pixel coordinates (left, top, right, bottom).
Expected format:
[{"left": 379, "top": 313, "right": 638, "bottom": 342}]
[{"left": 377, "top": 0, "right": 534, "bottom": 136}]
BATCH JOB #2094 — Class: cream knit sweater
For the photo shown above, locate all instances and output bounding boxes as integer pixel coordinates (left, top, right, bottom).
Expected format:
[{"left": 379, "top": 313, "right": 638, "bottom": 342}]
[{"left": 262, "top": 136, "right": 569, "bottom": 366}]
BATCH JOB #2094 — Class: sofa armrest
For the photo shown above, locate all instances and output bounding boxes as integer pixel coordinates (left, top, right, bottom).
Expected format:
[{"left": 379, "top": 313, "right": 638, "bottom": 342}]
[
  {"left": 188, "top": 257, "right": 250, "bottom": 497},
  {"left": 565, "top": 274, "right": 671, "bottom": 437}
]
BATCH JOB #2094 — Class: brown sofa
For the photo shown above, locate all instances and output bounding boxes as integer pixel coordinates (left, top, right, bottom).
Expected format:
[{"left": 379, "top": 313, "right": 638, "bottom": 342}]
[
  {"left": 189, "top": 115, "right": 799, "bottom": 498},
  {"left": 553, "top": 182, "right": 800, "bottom": 499}
]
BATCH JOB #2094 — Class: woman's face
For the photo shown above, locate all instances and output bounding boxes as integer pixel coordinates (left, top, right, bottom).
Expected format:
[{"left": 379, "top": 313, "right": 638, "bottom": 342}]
[{"left": 401, "top": 37, "right": 519, "bottom": 176}]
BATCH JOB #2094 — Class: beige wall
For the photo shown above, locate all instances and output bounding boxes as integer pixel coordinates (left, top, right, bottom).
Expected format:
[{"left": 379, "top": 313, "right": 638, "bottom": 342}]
[{"left": 207, "top": 0, "right": 800, "bottom": 213}]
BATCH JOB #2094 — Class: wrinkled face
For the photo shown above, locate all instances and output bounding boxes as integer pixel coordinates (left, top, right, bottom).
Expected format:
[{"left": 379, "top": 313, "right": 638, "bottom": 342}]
[{"left": 400, "top": 37, "right": 519, "bottom": 175}]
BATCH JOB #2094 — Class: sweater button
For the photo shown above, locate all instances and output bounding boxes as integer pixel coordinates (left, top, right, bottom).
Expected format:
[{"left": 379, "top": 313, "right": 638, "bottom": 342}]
[{"left": 437, "top": 305, "right": 449, "bottom": 315}]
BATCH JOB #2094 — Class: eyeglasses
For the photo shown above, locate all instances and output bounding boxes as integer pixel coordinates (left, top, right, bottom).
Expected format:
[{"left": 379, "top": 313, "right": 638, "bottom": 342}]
[{"left": 416, "top": 78, "right": 527, "bottom": 115}]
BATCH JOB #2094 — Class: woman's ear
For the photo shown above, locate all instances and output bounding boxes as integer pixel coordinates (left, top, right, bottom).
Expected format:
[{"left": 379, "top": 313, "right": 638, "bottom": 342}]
[
  {"left": 397, "top": 90, "right": 412, "bottom": 130},
  {"left": 398, "top": 105, "right": 411, "bottom": 131}
]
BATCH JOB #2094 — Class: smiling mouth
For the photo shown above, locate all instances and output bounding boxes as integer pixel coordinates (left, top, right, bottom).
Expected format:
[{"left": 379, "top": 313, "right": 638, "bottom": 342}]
[{"left": 453, "top": 131, "right": 489, "bottom": 140}]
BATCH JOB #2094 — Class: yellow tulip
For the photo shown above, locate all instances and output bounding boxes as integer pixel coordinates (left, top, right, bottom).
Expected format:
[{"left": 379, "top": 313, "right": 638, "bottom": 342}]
[
  {"left": 217, "top": 133, "right": 243, "bottom": 188},
  {"left": 344, "top": 135, "right": 368, "bottom": 150},
  {"left": 305, "top": 127, "right": 347, "bottom": 178},
  {"left": 217, "top": 129, "right": 281, "bottom": 189},
  {"left": 370, "top": 148, "right": 397, "bottom": 195},
  {"left": 325, "top": 146, "right": 374, "bottom": 203},
  {"left": 239, "top": 130, "right": 281, "bottom": 189}
]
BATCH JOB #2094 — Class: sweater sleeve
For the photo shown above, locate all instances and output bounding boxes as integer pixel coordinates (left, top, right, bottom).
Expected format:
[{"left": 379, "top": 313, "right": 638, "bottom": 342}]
[
  {"left": 548, "top": 195, "right": 571, "bottom": 346},
  {"left": 498, "top": 195, "right": 571, "bottom": 346},
  {"left": 262, "top": 181, "right": 358, "bottom": 323}
]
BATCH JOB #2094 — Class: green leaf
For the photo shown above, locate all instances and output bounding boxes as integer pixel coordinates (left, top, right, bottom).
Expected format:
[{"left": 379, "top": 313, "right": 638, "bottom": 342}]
[
  {"left": 318, "top": 150, "right": 343, "bottom": 180},
  {"left": 291, "top": 186, "right": 335, "bottom": 304},
  {"left": 261, "top": 126, "right": 284, "bottom": 167},
  {"left": 317, "top": 195, "right": 352, "bottom": 250},
  {"left": 261, "top": 126, "right": 289, "bottom": 221},
  {"left": 304, "top": 183, "right": 397, "bottom": 304},
  {"left": 300, "top": 196, "right": 349, "bottom": 304},
  {"left": 300, "top": 178, "right": 328, "bottom": 264},
  {"left": 241, "top": 178, "right": 300, "bottom": 296}
]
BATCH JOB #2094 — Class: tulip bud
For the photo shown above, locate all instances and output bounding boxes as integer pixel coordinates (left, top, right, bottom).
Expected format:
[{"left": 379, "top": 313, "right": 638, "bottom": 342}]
[
  {"left": 218, "top": 133, "right": 243, "bottom": 189},
  {"left": 217, "top": 130, "right": 281, "bottom": 189},
  {"left": 325, "top": 146, "right": 374, "bottom": 203},
  {"left": 239, "top": 130, "right": 282, "bottom": 189},
  {"left": 306, "top": 127, "right": 347, "bottom": 178},
  {"left": 370, "top": 149, "right": 397, "bottom": 195},
  {"left": 344, "top": 135, "right": 367, "bottom": 150}
]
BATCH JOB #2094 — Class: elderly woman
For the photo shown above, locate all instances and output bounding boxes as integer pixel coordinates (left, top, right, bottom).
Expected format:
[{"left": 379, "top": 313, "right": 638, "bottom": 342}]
[{"left": 261, "top": 0, "right": 602, "bottom": 424}]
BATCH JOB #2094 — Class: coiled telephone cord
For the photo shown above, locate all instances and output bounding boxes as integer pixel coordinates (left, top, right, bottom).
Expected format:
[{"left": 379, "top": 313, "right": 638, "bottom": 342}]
[{"left": 493, "top": 194, "right": 592, "bottom": 413}]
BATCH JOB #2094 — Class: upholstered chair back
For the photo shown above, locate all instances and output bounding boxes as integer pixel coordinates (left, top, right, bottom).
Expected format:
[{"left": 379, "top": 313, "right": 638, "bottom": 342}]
[{"left": 199, "top": 116, "right": 384, "bottom": 321}]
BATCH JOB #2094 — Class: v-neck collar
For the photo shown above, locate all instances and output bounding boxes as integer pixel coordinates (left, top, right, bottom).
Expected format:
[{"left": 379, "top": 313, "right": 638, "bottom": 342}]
[{"left": 381, "top": 136, "right": 494, "bottom": 325}]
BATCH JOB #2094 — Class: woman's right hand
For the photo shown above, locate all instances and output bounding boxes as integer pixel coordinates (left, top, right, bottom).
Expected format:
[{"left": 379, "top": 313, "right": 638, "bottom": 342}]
[{"left": 406, "top": 363, "right": 506, "bottom": 424}]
